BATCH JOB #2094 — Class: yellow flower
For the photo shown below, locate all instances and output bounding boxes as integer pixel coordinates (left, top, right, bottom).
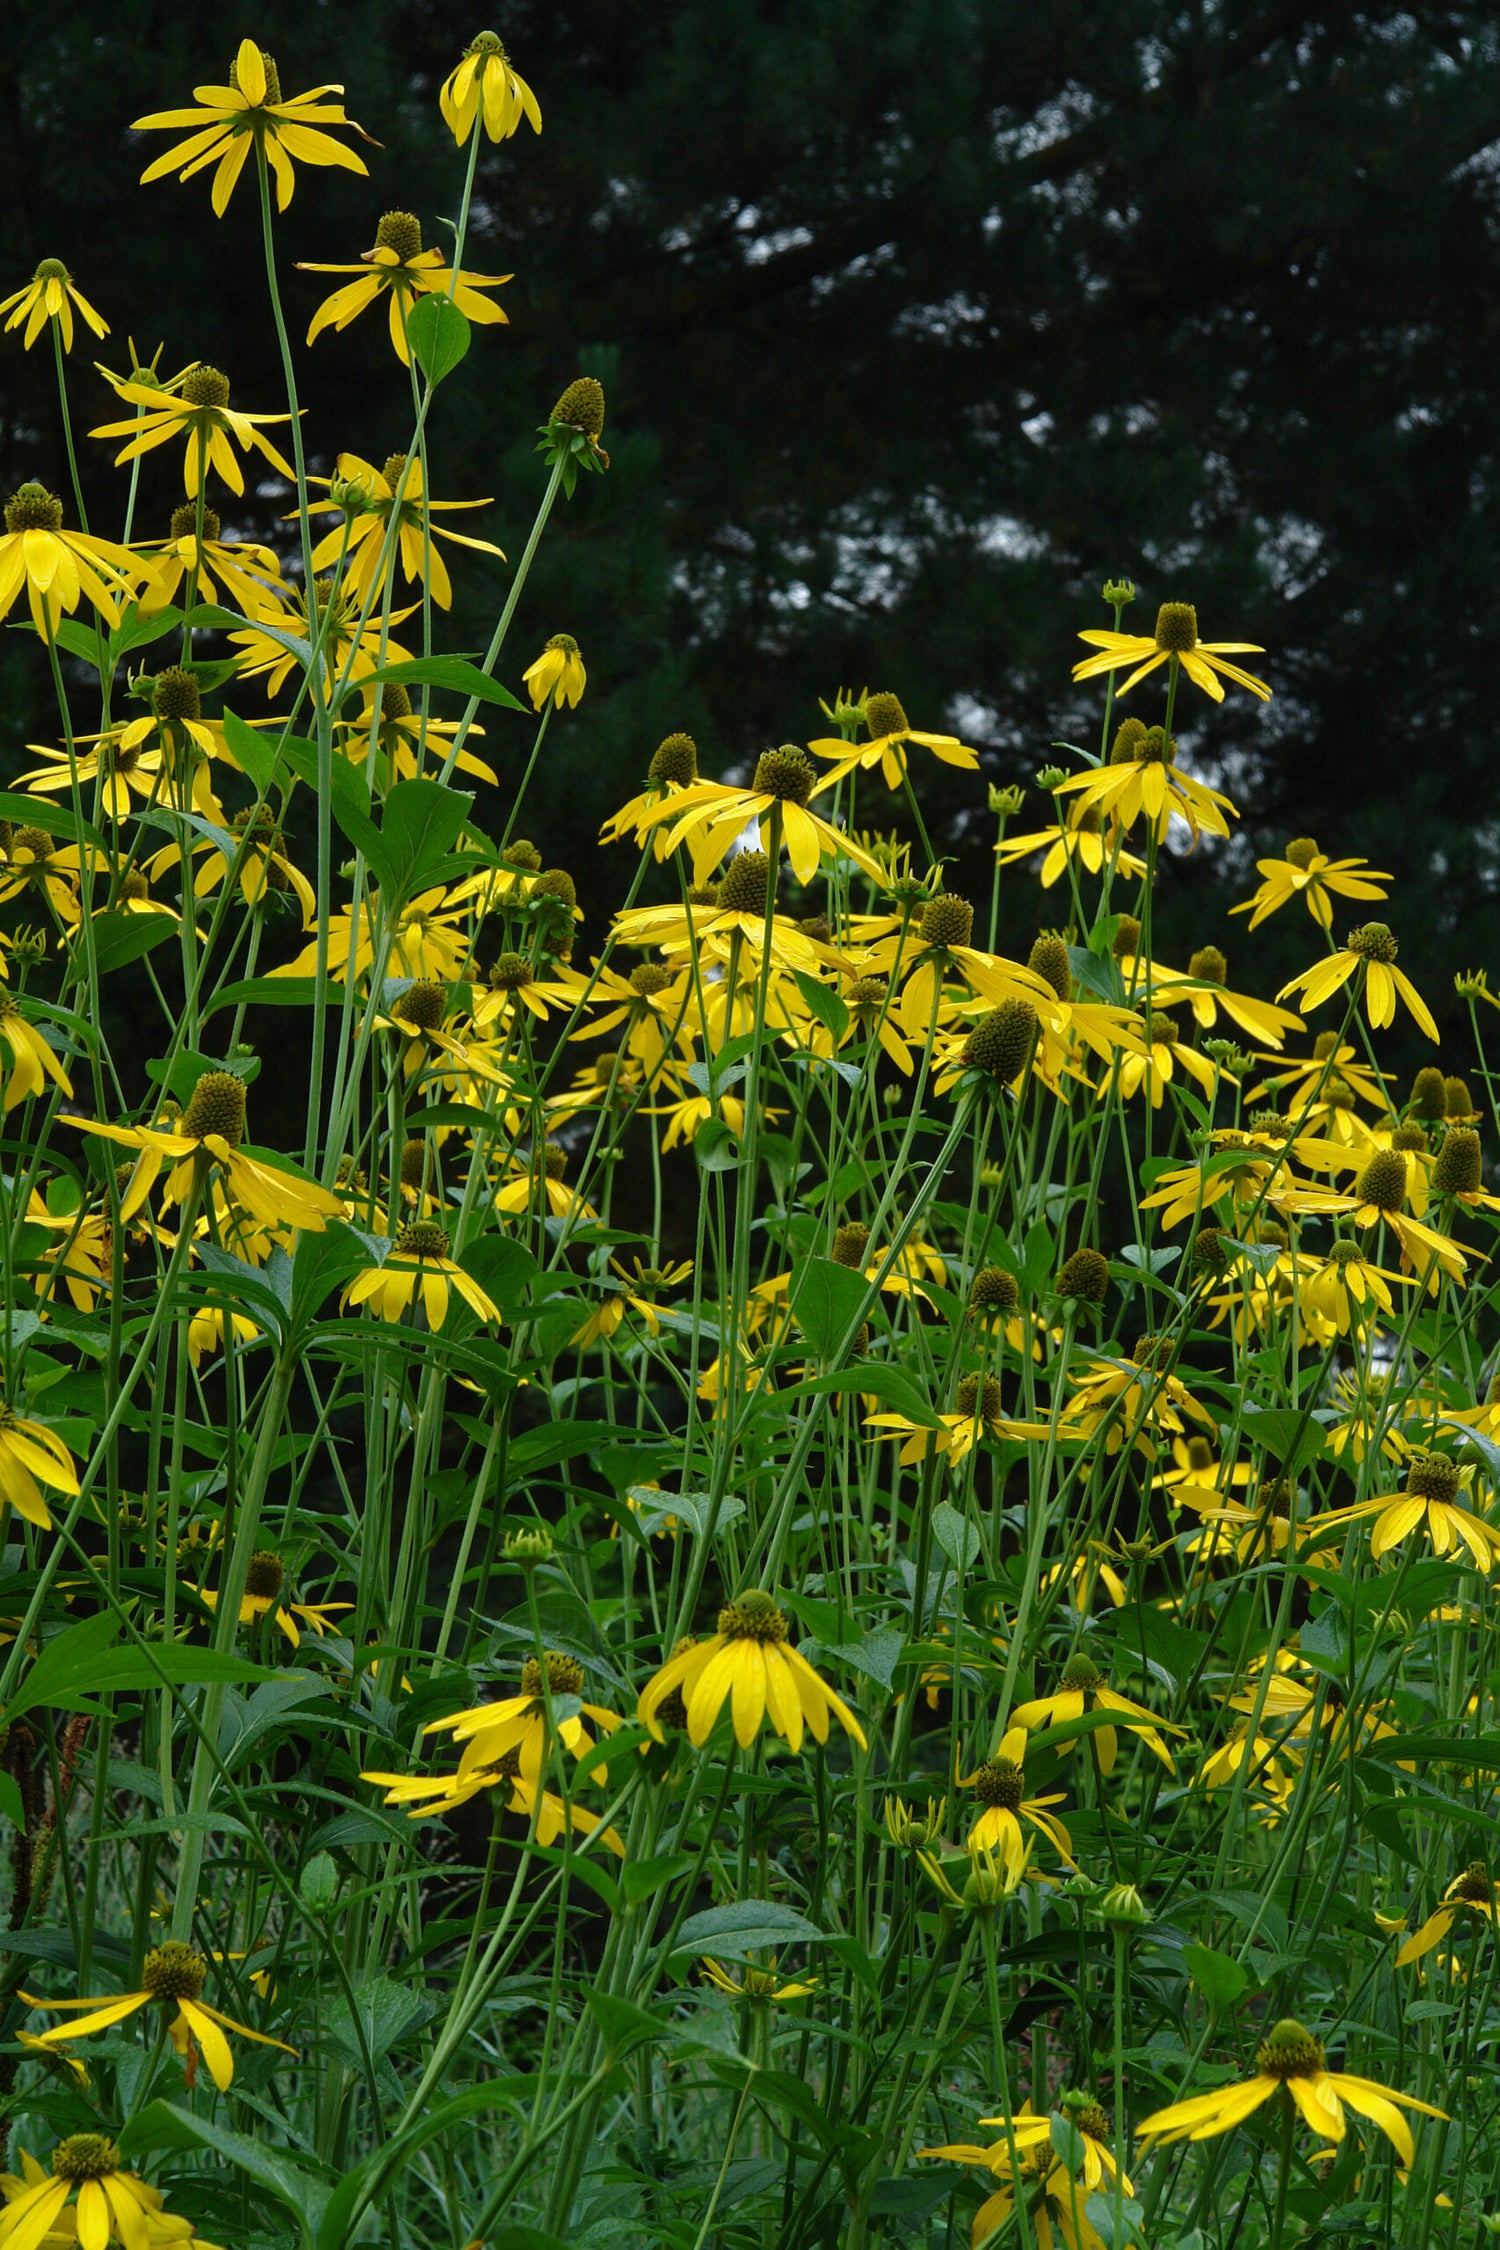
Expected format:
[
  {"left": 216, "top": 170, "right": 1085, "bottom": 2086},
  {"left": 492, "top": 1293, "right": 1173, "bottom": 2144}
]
[
  {"left": 1053, "top": 730, "right": 1236, "bottom": 845},
  {"left": 1011, "top": 1652, "right": 1183, "bottom": 1774},
  {"left": 807, "top": 689, "right": 980, "bottom": 791},
  {"left": 0, "top": 260, "right": 108, "bottom": 354},
  {"left": 638, "top": 1590, "right": 867, "bottom": 1752},
  {"left": 132, "top": 40, "right": 370, "bottom": 215},
  {"left": 1072, "top": 600, "right": 1270, "bottom": 704},
  {"left": 0, "top": 1400, "right": 79, "bottom": 1531},
  {"left": 1138, "top": 2016, "right": 1445, "bottom": 2162},
  {"left": 1396, "top": 1861, "right": 1499, "bottom": 1966},
  {"left": 867, "top": 1372, "right": 1044, "bottom": 1468},
  {"left": 700, "top": 1957, "right": 818, "bottom": 2001},
  {"left": 440, "top": 31, "right": 543, "bottom": 145},
  {"left": 137, "top": 499, "right": 285, "bottom": 615},
  {"left": 635, "top": 747, "right": 884, "bottom": 887},
  {"left": 0, "top": 2137, "right": 182, "bottom": 2250},
  {"left": 343, "top": 1221, "right": 503, "bottom": 1330},
  {"left": 1300, "top": 1238, "right": 1413, "bottom": 1337},
  {"left": 0, "top": 989, "right": 72, "bottom": 1113},
  {"left": 963, "top": 1726, "right": 1077, "bottom": 1878},
  {"left": 993, "top": 801, "right": 1147, "bottom": 887},
  {"left": 307, "top": 451, "right": 503, "bottom": 610},
  {"left": 419, "top": 1651, "right": 620, "bottom": 1788},
  {"left": 68, "top": 1070, "right": 341, "bottom": 1236},
  {"left": 22, "top": 1941, "right": 295, "bottom": 2092},
  {"left": 0, "top": 483, "right": 157, "bottom": 639},
  {"left": 200, "top": 1549, "right": 352, "bottom": 1647},
  {"left": 91, "top": 362, "right": 294, "bottom": 500},
  {"left": 1312, "top": 1449, "right": 1498, "bottom": 1571},
  {"left": 922, "top": 2095, "right": 1130, "bottom": 2250},
  {"left": 1278, "top": 922, "right": 1438, "bottom": 1043},
  {"left": 300, "top": 210, "right": 510, "bottom": 363},
  {"left": 229, "top": 574, "right": 417, "bottom": 699},
  {"left": 572, "top": 1257, "right": 694, "bottom": 1346},
  {"left": 1230, "top": 836, "right": 1391, "bottom": 930},
  {"left": 522, "top": 633, "right": 587, "bottom": 710}
]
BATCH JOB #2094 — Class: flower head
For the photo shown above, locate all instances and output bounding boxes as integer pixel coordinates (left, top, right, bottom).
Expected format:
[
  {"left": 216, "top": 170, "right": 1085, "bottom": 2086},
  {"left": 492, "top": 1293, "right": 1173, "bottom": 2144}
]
[
  {"left": 1139, "top": 2016, "right": 1445, "bottom": 2162},
  {"left": 440, "top": 31, "right": 542, "bottom": 145},
  {"left": 1072, "top": 601, "right": 1271, "bottom": 704},
  {"left": 0, "top": 260, "right": 108, "bottom": 354},
  {"left": 638, "top": 1590, "right": 867, "bottom": 1752},
  {"left": 133, "top": 39, "right": 371, "bottom": 215}
]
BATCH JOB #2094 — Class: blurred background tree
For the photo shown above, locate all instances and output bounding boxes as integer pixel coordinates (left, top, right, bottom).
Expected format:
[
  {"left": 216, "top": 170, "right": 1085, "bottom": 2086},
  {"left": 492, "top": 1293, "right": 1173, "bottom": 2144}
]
[{"left": 4, "top": 0, "right": 1498, "bottom": 1027}]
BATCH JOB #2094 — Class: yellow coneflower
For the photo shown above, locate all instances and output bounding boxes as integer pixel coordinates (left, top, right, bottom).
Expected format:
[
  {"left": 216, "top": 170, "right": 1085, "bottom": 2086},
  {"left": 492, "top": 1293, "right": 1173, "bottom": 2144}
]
[
  {"left": 306, "top": 451, "right": 504, "bottom": 610},
  {"left": 962, "top": 1725, "right": 1077, "bottom": 1878},
  {"left": 1011, "top": 1652, "right": 1183, "bottom": 1773},
  {"left": 68, "top": 1071, "right": 341, "bottom": 1235},
  {"left": 1396, "top": 1862, "right": 1500, "bottom": 1966},
  {"left": 343, "top": 1222, "right": 503, "bottom": 1330},
  {"left": 806, "top": 689, "right": 980, "bottom": 791},
  {"left": 1138, "top": 2016, "right": 1444, "bottom": 2161},
  {"left": 91, "top": 363, "right": 294, "bottom": 500},
  {"left": 522, "top": 633, "right": 587, "bottom": 710},
  {"left": 0, "top": 2137, "right": 185, "bottom": 2250},
  {"left": 1072, "top": 600, "right": 1270, "bottom": 704},
  {"left": 638, "top": 1590, "right": 866, "bottom": 1752},
  {"left": 0, "top": 1399, "right": 79, "bottom": 1530},
  {"left": 1278, "top": 922, "right": 1437, "bottom": 1043},
  {"left": 132, "top": 39, "right": 370, "bottom": 214},
  {"left": 200, "top": 1551, "right": 352, "bottom": 1647},
  {"left": 439, "top": 31, "right": 543, "bottom": 145},
  {"left": 0, "top": 483, "right": 156, "bottom": 639},
  {"left": 300, "top": 210, "right": 510, "bottom": 364},
  {"left": 1231, "top": 836, "right": 1392, "bottom": 930},
  {"left": 22, "top": 1941, "right": 294, "bottom": 2092},
  {"left": 0, "top": 989, "right": 72, "bottom": 1113},
  {"left": 0, "top": 260, "right": 108, "bottom": 353}
]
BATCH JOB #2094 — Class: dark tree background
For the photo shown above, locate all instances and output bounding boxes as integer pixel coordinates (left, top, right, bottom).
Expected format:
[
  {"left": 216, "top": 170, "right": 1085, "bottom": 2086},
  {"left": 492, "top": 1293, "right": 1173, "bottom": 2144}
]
[{"left": 5, "top": 0, "right": 1499, "bottom": 1038}]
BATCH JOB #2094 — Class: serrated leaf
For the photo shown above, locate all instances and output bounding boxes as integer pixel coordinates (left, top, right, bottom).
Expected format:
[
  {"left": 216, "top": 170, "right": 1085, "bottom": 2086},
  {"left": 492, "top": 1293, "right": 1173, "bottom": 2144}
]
[{"left": 931, "top": 1502, "right": 981, "bottom": 1571}]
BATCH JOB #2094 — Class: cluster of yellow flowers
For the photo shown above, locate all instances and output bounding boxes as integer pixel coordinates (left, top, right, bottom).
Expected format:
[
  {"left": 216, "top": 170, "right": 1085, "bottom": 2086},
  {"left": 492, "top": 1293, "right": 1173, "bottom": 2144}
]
[{"left": 1, "top": 24, "right": 1496, "bottom": 2250}]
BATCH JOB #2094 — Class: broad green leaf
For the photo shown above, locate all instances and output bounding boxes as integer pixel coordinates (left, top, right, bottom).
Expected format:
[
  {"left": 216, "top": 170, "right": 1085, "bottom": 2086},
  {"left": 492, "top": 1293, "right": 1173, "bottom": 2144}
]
[
  {"left": 205, "top": 977, "right": 342, "bottom": 1016},
  {"left": 340, "top": 775, "right": 475, "bottom": 905},
  {"left": 693, "top": 1117, "right": 741, "bottom": 1172},
  {"left": 0, "top": 791, "right": 108, "bottom": 855},
  {"left": 793, "top": 970, "right": 849, "bottom": 1041},
  {"left": 779, "top": 1363, "right": 940, "bottom": 1425},
  {"left": 1182, "top": 1942, "right": 1250, "bottom": 2012},
  {"left": 1240, "top": 1406, "right": 1325, "bottom": 1472},
  {"left": 789, "top": 1255, "right": 868, "bottom": 1359},
  {"left": 583, "top": 1984, "right": 668, "bottom": 2057},
  {"left": 5, "top": 1615, "right": 273, "bottom": 1722},
  {"left": 620, "top": 1849, "right": 699, "bottom": 1906},
  {"left": 78, "top": 910, "right": 178, "bottom": 979},
  {"left": 364, "top": 655, "right": 525, "bottom": 711},
  {"left": 144, "top": 1046, "right": 259, "bottom": 1102},
  {"left": 134, "top": 2104, "right": 331, "bottom": 2230},
  {"left": 406, "top": 293, "right": 472, "bottom": 382},
  {"left": 931, "top": 1502, "right": 981, "bottom": 1571},
  {"left": 674, "top": 1900, "right": 826, "bottom": 1960}
]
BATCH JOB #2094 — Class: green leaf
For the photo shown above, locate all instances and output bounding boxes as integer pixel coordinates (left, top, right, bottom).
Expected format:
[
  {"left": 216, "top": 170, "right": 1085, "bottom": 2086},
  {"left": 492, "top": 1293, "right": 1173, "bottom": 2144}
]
[
  {"left": 326, "top": 1973, "right": 432, "bottom": 2065},
  {"left": 931, "top": 1502, "right": 981, "bottom": 1572},
  {"left": 406, "top": 293, "right": 472, "bottom": 383},
  {"left": 0, "top": 792, "right": 108, "bottom": 855},
  {"left": 205, "top": 977, "right": 342, "bottom": 1016},
  {"left": 1240, "top": 1406, "right": 1325, "bottom": 1473},
  {"left": 75, "top": 911, "right": 178, "bottom": 978},
  {"left": 299, "top": 1853, "right": 338, "bottom": 1914},
  {"left": 364, "top": 655, "right": 525, "bottom": 712},
  {"left": 1050, "top": 2115, "right": 1087, "bottom": 2172},
  {"left": 674, "top": 1900, "right": 826, "bottom": 1960},
  {"left": 220, "top": 705, "right": 289, "bottom": 798},
  {"left": 789, "top": 1255, "right": 868, "bottom": 1359},
  {"left": 1182, "top": 1942, "right": 1250, "bottom": 2013},
  {"left": 693, "top": 1117, "right": 741, "bottom": 1172},
  {"left": 4, "top": 1615, "right": 272, "bottom": 1723},
  {"left": 583, "top": 1984, "right": 668, "bottom": 2057},
  {"left": 144, "top": 1046, "right": 259, "bottom": 1104},
  {"left": 779, "top": 1363, "right": 941, "bottom": 1425},
  {"left": 135, "top": 2104, "right": 331, "bottom": 2230},
  {"left": 620, "top": 1849, "right": 699, "bottom": 1906},
  {"left": 793, "top": 971, "right": 849, "bottom": 1042},
  {"left": 341, "top": 776, "right": 475, "bottom": 905}
]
